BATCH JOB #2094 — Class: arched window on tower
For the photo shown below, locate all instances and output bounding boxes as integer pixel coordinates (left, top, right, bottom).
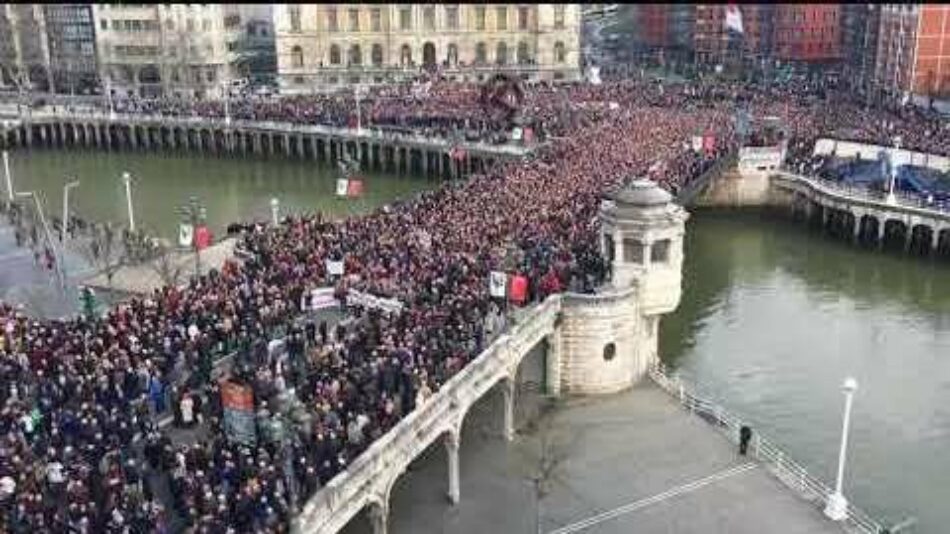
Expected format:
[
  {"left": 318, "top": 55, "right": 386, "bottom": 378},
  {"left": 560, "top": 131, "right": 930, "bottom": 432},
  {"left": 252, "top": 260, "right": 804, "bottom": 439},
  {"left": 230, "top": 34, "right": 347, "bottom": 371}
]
[
  {"left": 400, "top": 44, "right": 412, "bottom": 66},
  {"left": 371, "top": 44, "right": 383, "bottom": 66},
  {"left": 554, "top": 41, "right": 565, "bottom": 63},
  {"left": 329, "top": 44, "right": 341, "bottom": 65},
  {"left": 496, "top": 42, "right": 508, "bottom": 65},
  {"left": 349, "top": 44, "right": 362, "bottom": 66},
  {"left": 517, "top": 41, "right": 530, "bottom": 64},
  {"left": 447, "top": 43, "right": 458, "bottom": 66}
]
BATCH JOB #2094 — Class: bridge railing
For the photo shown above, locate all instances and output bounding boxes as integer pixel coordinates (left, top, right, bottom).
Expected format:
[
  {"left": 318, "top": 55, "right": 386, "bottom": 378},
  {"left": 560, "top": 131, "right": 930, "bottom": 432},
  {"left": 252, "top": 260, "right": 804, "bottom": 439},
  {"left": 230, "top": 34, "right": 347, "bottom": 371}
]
[
  {"left": 675, "top": 152, "right": 739, "bottom": 205},
  {"left": 776, "top": 171, "right": 950, "bottom": 216},
  {"left": 648, "top": 363, "right": 886, "bottom": 534},
  {"left": 295, "top": 295, "right": 561, "bottom": 533}
]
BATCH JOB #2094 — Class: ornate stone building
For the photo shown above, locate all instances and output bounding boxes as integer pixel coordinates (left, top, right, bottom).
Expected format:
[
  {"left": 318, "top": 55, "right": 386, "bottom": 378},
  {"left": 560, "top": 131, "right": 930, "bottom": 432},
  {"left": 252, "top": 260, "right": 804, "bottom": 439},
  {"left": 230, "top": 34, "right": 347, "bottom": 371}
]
[
  {"left": 92, "top": 4, "right": 273, "bottom": 100},
  {"left": 274, "top": 4, "right": 581, "bottom": 92}
]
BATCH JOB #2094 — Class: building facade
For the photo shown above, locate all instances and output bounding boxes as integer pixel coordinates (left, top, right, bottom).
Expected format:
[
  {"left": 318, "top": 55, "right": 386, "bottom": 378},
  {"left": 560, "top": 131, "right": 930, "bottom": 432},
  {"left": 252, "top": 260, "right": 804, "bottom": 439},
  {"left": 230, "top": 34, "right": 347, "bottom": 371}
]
[
  {"left": 871, "top": 4, "right": 950, "bottom": 100},
  {"left": 693, "top": 5, "right": 774, "bottom": 66},
  {"left": 0, "top": 4, "right": 98, "bottom": 95},
  {"left": 840, "top": 4, "right": 880, "bottom": 92},
  {"left": 274, "top": 4, "right": 581, "bottom": 92},
  {"left": 92, "top": 4, "right": 271, "bottom": 99},
  {"left": 773, "top": 4, "right": 842, "bottom": 63}
]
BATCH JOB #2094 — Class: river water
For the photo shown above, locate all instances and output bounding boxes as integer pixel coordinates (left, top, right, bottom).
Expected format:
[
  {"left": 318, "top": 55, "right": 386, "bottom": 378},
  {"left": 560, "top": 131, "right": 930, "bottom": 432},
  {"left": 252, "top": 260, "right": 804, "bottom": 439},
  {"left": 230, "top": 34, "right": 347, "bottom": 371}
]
[
  {"left": 2, "top": 148, "right": 431, "bottom": 239},
  {"left": 4, "top": 149, "right": 948, "bottom": 531},
  {"left": 661, "top": 210, "right": 950, "bottom": 533},
  {"left": 0, "top": 149, "right": 431, "bottom": 317}
]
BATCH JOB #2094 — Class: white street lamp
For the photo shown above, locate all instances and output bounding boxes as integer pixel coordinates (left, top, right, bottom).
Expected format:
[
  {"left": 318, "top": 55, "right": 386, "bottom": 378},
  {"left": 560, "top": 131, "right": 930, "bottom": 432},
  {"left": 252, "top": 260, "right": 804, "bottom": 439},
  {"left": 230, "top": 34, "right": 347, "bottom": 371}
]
[
  {"left": 824, "top": 376, "right": 858, "bottom": 521},
  {"left": 62, "top": 179, "right": 80, "bottom": 242},
  {"left": 2, "top": 150, "right": 13, "bottom": 201},
  {"left": 885, "top": 136, "right": 902, "bottom": 205},
  {"left": 270, "top": 197, "right": 280, "bottom": 226},
  {"left": 122, "top": 171, "right": 135, "bottom": 233}
]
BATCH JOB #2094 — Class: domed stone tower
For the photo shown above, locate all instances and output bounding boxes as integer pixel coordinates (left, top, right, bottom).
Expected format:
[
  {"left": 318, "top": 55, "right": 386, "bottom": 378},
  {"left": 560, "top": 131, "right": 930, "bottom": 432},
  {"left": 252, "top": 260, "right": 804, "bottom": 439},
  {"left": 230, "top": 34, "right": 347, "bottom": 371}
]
[
  {"left": 556, "top": 179, "right": 689, "bottom": 395},
  {"left": 600, "top": 179, "right": 689, "bottom": 315}
]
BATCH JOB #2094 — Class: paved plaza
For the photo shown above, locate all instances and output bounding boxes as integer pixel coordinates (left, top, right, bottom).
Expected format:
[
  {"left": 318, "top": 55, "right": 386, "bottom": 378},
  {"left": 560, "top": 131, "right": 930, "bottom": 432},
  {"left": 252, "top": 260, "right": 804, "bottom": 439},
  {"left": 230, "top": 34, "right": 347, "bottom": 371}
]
[{"left": 350, "top": 380, "right": 846, "bottom": 534}]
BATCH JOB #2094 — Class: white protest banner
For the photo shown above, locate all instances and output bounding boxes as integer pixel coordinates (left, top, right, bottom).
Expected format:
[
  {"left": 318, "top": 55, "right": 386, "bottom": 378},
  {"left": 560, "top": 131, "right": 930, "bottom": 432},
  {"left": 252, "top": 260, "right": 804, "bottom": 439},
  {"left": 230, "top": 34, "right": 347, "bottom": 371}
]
[
  {"left": 326, "top": 259, "right": 345, "bottom": 276},
  {"left": 178, "top": 223, "right": 194, "bottom": 247},
  {"left": 310, "top": 287, "right": 339, "bottom": 310},
  {"left": 511, "top": 127, "right": 523, "bottom": 141},
  {"left": 692, "top": 136, "right": 703, "bottom": 152},
  {"left": 489, "top": 271, "right": 508, "bottom": 298},
  {"left": 347, "top": 289, "right": 404, "bottom": 314},
  {"left": 608, "top": 101, "right": 619, "bottom": 110},
  {"left": 336, "top": 179, "right": 349, "bottom": 197}
]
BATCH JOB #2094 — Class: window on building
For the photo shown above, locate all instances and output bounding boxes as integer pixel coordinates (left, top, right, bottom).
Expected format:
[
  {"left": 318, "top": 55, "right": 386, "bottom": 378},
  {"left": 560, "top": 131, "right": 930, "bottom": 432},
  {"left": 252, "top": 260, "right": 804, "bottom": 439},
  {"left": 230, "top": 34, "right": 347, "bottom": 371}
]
[
  {"left": 496, "top": 6, "right": 507, "bottom": 30},
  {"left": 475, "top": 42, "right": 486, "bottom": 64},
  {"left": 294, "top": 75, "right": 304, "bottom": 85},
  {"left": 291, "top": 45, "right": 303, "bottom": 68},
  {"left": 447, "top": 43, "right": 458, "bottom": 65},
  {"left": 202, "top": 19, "right": 210, "bottom": 31},
  {"left": 517, "top": 41, "right": 530, "bottom": 64},
  {"left": 349, "top": 8, "right": 359, "bottom": 31},
  {"left": 554, "top": 41, "right": 565, "bottom": 63},
  {"left": 554, "top": 5, "right": 565, "bottom": 29},
  {"left": 651, "top": 239, "right": 671, "bottom": 264},
  {"left": 518, "top": 6, "right": 529, "bottom": 30},
  {"left": 327, "top": 8, "right": 337, "bottom": 32},
  {"left": 476, "top": 7, "right": 486, "bottom": 30},
  {"left": 289, "top": 5, "right": 301, "bottom": 32},
  {"left": 349, "top": 44, "right": 362, "bottom": 66},
  {"left": 446, "top": 6, "right": 459, "bottom": 30},
  {"left": 623, "top": 239, "right": 643, "bottom": 263},
  {"left": 371, "top": 8, "right": 381, "bottom": 31},
  {"left": 371, "top": 43, "right": 383, "bottom": 66},
  {"left": 400, "top": 44, "right": 412, "bottom": 65},
  {"left": 206, "top": 68, "right": 215, "bottom": 82},
  {"left": 165, "top": 18, "right": 174, "bottom": 31},
  {"left": 100, "top": 19, "right": 107, "bottom": 31},
  {"left": 423, "top": 6, "right": 435, "bottom": 30},
  {"left": 400, "top": 7, "right": 411, "bottom": 30},
  {"left": 496, "top": 42, "right": 507, "bottom": 65},
  {"left": 329, "top": 44, "right": 341, "bottom": 65},
  {"left": 187, "top": 18, "right": 195, "bottom": 31}
]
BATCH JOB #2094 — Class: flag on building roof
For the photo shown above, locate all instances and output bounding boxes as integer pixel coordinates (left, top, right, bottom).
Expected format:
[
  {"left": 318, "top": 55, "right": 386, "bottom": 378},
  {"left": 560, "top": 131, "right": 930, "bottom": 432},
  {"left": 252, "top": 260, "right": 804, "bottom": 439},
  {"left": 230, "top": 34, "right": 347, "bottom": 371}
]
[{"left": 725, "top": 5, "right": 744, "bottom": 35}]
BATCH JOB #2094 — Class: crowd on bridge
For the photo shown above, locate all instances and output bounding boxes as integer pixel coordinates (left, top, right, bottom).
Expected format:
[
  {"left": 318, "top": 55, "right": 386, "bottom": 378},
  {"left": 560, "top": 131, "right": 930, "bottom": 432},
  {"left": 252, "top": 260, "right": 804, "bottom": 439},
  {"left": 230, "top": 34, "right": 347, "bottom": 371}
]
[{"left": 2, "top": 74, "right": 947, "bottom": 533}]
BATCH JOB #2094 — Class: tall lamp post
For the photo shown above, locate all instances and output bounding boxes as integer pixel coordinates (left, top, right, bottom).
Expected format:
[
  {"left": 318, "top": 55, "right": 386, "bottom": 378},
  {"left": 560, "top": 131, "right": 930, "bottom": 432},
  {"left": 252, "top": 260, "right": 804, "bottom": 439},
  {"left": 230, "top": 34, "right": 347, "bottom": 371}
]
[
  {"left": 270, "top": 197, "right": 280, "bottom": 226},
  {"left": 122, "top": 171, "right": 136, "bottom": 232},
  {"left": 2, "top": 150, "right": 13, "bottom": 202},
  {"left": 17, "top": 190, "right": 66, "bottom": 291},
  {"left": 886, "top": 136, "right": 902, "bottom": 205},
  {"left": 824, "top": 377, "right": 859, "bottom": 521},
  {"left": 62, "top": 179, "right": 80, "bottom": 242}
]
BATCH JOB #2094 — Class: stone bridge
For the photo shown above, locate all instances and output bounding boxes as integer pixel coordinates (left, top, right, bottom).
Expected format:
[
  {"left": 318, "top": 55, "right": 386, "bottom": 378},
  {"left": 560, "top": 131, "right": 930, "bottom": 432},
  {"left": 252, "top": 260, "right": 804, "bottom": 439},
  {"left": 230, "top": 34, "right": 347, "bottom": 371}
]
[
  {"left": 771, "top": 172, "right": 950, "bottom": 254},
  {"left": 294, "top": 179, "right": 689, "bottom": 533},
  {"left": 0, "top": 110, "right": 532, "bottom": 180}
]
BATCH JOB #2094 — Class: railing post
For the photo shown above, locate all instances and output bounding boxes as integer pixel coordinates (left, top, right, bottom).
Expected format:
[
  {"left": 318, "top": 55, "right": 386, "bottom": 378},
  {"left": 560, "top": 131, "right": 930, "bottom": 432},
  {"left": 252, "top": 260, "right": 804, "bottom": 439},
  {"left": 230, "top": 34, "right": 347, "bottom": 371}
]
[
  {"left": 799, "top": 468, "right": 806, "bottom": 493},
  {"left": 678, "top": 382, "right": 685, "bottom": 405},
  {"left": 776, "top": 451, "right": 784, "bottom": 473}
]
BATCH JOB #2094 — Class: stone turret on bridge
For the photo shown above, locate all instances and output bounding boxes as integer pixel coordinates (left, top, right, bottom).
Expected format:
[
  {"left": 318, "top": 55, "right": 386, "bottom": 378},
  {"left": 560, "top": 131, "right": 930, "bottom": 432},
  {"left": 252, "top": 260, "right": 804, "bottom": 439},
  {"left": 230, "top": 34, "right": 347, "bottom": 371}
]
[{"left": 294, "top": 179, "right": 689, "bottom": 534}]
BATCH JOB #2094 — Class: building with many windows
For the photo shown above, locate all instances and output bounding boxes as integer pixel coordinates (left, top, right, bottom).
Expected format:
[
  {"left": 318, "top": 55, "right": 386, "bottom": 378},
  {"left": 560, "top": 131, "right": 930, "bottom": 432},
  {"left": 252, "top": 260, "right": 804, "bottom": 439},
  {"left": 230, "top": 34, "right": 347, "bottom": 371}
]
[
  {"left": 274, "top": 4, "right": 581, "bottom": 92},
  {"left": 871, "top": 4, "right": 950, "bottom": 101},
  {"left": 0, "top": 4, "right": 98, "bottom": 95},
  {"left": 92, "top": 4, "right": 271, "bottom": 99}
]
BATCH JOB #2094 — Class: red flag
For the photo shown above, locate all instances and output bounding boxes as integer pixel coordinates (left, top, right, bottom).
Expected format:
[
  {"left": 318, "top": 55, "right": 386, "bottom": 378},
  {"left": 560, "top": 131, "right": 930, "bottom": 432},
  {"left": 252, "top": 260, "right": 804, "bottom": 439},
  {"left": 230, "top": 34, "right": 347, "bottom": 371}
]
[
  {"left": 509, "top": 274, "right": 528, "bottom": 306},
  {"left": 346, "top": 179, "right": 364, "bottom": 198},
  {"left": 194, "top": 225, "right": 213, "bottom": 251},
  {"left": 703, "top": 134, "right": 716, "bottom": 156},
  {"left": 523, "top": 127, "right": 534, "bottom": 145}
]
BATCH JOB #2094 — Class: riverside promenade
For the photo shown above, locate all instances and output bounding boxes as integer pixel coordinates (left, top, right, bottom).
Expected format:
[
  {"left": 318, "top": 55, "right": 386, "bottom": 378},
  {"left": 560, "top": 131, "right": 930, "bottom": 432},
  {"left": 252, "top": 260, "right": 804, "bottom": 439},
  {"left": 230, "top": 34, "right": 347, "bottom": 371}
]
[{"left": 368, "top": 376, "right": 854, "bottom": 534}]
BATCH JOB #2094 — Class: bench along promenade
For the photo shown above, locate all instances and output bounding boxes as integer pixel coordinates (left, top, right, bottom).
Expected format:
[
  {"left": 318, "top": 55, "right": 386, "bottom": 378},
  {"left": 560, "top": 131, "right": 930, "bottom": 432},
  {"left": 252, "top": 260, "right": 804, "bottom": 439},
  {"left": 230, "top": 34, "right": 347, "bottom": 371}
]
[{"left": 0, "top": 109, "right": 532, "bottom": 180}]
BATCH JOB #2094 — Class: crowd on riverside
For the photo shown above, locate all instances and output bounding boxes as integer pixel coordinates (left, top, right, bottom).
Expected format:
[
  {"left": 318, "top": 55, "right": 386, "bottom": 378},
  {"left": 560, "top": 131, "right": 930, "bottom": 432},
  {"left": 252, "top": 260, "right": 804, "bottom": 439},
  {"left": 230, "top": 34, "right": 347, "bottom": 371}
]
[{"left": 2, "top": 74, "right": 947, "bottom": 533}]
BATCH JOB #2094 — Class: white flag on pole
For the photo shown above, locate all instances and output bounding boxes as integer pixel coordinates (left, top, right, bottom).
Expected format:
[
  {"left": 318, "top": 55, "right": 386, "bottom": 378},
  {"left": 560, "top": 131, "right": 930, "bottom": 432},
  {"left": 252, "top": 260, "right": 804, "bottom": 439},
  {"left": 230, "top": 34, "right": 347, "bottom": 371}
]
[
  {"left": 489, "top": 271, "right": 507, "bottom": 298},
  {"left": 326, "top": 259, "right": 345, "bottom": 276},
  {"left": 725, "top": 5, "right": 744, "bottom": 34},
  {"left": 336, "top": 179, "right": 349, "bottom": 197},
  {"left": 178, "top": 223, "right": 194, "bottom": 247}
]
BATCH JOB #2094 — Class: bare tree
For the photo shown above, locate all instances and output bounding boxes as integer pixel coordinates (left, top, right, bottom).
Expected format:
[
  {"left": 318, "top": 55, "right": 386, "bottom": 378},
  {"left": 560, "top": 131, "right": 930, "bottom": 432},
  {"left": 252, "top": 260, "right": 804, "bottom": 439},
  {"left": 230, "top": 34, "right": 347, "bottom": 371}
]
[
  {"left": 79, "top": 222, "right": 127, "bottom": 294},
  {"left": 149, "top": 239, "right": 185, "bottom": 288}
]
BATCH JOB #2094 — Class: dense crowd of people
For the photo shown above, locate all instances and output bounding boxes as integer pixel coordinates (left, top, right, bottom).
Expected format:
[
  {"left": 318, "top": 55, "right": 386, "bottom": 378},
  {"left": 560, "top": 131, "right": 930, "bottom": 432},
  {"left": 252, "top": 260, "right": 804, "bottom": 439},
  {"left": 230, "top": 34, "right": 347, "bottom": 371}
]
[{"left": 2, "top": 74, "right": 947, "bottom": 533}]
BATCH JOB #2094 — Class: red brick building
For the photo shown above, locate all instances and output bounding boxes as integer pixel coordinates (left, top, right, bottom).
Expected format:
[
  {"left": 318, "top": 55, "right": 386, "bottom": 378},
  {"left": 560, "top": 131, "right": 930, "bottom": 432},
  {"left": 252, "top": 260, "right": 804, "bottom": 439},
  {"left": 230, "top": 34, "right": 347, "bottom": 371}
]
[
  {"left": 692, "top": 4, "right": 774, "bottom": 65},
  {"left": 874, "top": 4, "right": 950, "bottom": 99},
  {"left": 774, "top": 4, "right": 842, "bottom": 62}
]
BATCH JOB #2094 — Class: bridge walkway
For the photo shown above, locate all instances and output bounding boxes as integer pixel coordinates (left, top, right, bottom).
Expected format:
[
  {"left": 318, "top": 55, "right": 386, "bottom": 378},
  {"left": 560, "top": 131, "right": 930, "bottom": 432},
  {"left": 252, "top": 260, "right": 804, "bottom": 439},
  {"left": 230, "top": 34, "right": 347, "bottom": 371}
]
[{"left": 352, "top": 380, "right": 849, "bottom": 534}]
